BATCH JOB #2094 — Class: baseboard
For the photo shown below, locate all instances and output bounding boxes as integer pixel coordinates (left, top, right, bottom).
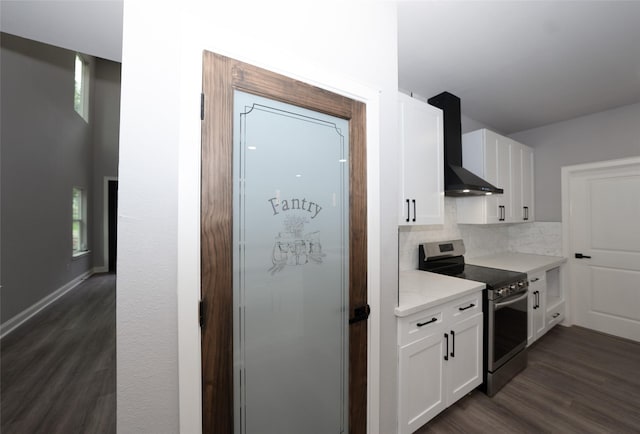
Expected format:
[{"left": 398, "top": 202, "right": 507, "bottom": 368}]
[
  {"left": 93, "top": 265, "right": 108, "bottom": 274},
  {"left": 0, "top": 269, "right": 94, "bottom": 339}
]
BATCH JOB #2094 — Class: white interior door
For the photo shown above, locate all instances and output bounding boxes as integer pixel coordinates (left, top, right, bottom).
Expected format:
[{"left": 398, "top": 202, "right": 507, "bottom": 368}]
[{"left": 568, "top": 159, "right": 640, "bottom": 342}]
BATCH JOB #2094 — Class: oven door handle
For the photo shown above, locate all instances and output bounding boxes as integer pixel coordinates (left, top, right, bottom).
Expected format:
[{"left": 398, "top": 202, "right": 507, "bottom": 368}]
[{"left": 493, "top": 291, "right": 528, "bottom": 309}]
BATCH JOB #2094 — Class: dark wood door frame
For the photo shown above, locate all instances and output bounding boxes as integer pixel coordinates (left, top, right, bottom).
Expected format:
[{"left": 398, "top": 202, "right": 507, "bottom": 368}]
[{"left": 200, "top": 51, "right": 367, "bottom": 434}]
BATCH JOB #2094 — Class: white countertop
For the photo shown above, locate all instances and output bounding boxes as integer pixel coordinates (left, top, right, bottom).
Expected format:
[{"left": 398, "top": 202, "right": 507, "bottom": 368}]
[
  {"left": 466, "top": 252, "right": 567, "bottom": 275},
  {"left": 396, "top": 270, "right": 485, "bottom": 317}
]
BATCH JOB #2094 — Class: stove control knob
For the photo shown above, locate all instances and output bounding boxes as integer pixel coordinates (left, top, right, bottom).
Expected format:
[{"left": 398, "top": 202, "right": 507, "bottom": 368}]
[
  {"left": 510, "top": 284, "right": 517, "bottom": 290},
  {"left": 497, "top": 288, "right": 505, "bottom": 297},
  {"left": 518, "top": 281, "right": 525, "bottom": 287}
]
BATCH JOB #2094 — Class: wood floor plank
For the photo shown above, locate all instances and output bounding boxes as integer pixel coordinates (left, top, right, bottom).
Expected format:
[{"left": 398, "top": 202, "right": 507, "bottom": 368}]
[
  {"left": 1, "top": 273, "right": 116, "bottom": 434},
  {"left": 417, "top": 325, "right": 640, "bottom": 434}
]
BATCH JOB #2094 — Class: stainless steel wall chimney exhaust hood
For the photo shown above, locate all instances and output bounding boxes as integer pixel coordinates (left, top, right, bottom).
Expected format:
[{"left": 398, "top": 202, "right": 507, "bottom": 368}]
[{"left": 427, "top": 92, "right": 504, "bottom": 197}]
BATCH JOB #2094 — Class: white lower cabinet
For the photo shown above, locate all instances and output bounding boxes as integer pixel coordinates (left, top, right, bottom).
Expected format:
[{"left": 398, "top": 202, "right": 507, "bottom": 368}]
[
  {"left": 398, "top": 292, "right": 483, "bottom": 434},
  {"left": 527, "top": 266, "right": 565, "bottom": 346},
  {"left": 398, "top": 332, "right": 447, "bottom": 433},
  {"left": 528, "top": 271, "right": 547, "bottom": 345},
  {"left": 446, "top": 313, "right": 483, "bottom": 404}
]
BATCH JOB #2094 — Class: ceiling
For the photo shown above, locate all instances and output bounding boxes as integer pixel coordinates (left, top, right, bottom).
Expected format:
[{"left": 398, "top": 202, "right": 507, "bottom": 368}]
[
  {"left": 0, "top": 1, "right": 123, "bottom": 62},
  {"left": 398, "top": 1, "right": 640, "bottom": 134},
  {"left": 3, "top": 1, "right": 639, "bottom": 135}
]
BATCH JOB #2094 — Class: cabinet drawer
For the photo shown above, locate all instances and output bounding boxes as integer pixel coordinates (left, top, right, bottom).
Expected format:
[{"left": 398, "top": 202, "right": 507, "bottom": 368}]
[
  {"left": 398, "top": 306, "right": 446, "bottom": 347},
  {"left": 547, "top": 301, "right": 565, "bottom": 329},
  {"left": 448, "top": 292, "right": 483, "bottom": 322}
]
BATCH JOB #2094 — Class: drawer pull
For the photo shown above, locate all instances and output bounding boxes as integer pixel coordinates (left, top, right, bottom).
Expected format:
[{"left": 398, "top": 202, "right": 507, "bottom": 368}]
[
  {"left": 417, "top": 317, "right": 437, "bottom": 327},
  {"left": 530, "top": 277, "right": 539, "bottom": 282},
  {"left": 552, "top": 312, "right": 560, "bottom": 319},
  {"left": 458, "top": 303, "right": 475, "bottom": 311}
]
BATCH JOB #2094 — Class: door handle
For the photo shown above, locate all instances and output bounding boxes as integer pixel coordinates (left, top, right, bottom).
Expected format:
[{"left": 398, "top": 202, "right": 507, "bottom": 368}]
[
  {"left": 444, "top": 333, "right": 449, "bottom": 361},
  {"left": 406, "top": 199, "right": 410, "bottom": 222},
  {"left": 575, "top": 253, "right": 592, "bottom": 259},
  {"left": 450, "top": 330, "right": 455, "bottom": 358},
  {"left": 349, "top": 304, "right": 370, "bottom": 324},
  {"left": 412, "top": 199, "right": 416, "bottom": 222},
  {"left": 495, "top": 291, "right": 529, "bottom": 309}
]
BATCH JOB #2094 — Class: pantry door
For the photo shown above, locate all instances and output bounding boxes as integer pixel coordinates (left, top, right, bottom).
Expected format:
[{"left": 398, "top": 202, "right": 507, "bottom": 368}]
[
  {"left": 566, "top": 157, "right": 640, "bottom": 342},
  {"left": 200, "top": 52, "right": 367, "bottom": 434}
]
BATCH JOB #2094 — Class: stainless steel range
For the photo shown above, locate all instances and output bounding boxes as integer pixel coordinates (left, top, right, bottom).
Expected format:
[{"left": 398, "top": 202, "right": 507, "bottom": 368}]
[{"left": 419, "top": 239, "right": 529, "bottom": 396}]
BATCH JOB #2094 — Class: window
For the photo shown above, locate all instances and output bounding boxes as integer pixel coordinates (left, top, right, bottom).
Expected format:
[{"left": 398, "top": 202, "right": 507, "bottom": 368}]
[
  {"left": 72, "top": 187, "right": 88, "bottom": 255},
  {"left": 74, "top": 54, "right": 90, "bottom": 121}
]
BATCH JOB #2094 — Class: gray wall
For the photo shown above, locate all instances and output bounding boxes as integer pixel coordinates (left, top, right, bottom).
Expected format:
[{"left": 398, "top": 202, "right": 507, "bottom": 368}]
[
  {"left": 1, "top": 33, "right": 93, "bottom": 321},
  {"left": 511, "top": 102, "right": 640, "bottom": 221},
  {"left": 92, "top": 59, "right": 121, "bottom": 270},
  {"left": 1, "top": 33, "right": 120, "bottom": 325}
]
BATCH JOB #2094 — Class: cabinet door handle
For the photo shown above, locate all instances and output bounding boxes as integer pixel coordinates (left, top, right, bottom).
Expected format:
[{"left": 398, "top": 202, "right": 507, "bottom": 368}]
[
  {"left": 444, "top": 333, "right": 449, "bottom": 361},
  {"left": 530, "top": 277, "right": 539, "bottom": 283},
  {"left": 406, "top": 199, "right": 410, "bottom": 222},
  {"left": 412, "top": 199, "right": 416, "bottom": 222},
  {"left": 552, "top": 312, "right": 560, "bottom": 319},
  {"left": 459, "top": 303, "right": 475, "bottom": 311},
  {"left": 523, "top": 206, "right": 529, "bottom": 221},
  {"left": 498, "top": 205, "right": 505, "bottom": 221},
  {"left": 417, "top": 317, "right": 437, "bottom": 327},
  {"left": 536, "top": 291, "right": 540, "bottom": 309},
  {"left": 450, "top": 330, "right": 455, "bottom": 358}
]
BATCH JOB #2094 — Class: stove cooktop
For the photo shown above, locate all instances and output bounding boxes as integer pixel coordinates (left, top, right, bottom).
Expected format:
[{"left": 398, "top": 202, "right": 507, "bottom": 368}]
[
  {"left": 417, "top": 241, "right": 528, "bottom": 290},
  {"left": 418, "top": 252, "right": 526, "bottom": 289},
  {"left": 445, "top": 264, "right": 526, "bottom": 290}
]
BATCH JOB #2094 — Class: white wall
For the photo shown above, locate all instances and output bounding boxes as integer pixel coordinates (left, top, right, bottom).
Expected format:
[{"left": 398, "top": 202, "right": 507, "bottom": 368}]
[
  {"left": 511, "top": 102, "right": 640, "bottom": 221},
  {"left": 117, "top": 2, "right": 398, "bottom": 433},
  {"left": 1, "top": 33, "right": 93, "bottom": 324}
]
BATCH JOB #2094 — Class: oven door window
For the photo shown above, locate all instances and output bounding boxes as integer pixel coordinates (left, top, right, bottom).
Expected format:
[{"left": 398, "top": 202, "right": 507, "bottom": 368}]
[{"left": 492, "top": 291, "right": 528, "bottom": 369}]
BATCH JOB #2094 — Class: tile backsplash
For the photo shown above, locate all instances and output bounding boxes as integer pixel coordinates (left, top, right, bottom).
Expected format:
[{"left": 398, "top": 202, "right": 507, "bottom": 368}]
[
  {"left": 399, "top": 198, "right": 562, "bottom": 271},
  {"left": 508, "top": 221, "right": 562, "bottom": 256}
]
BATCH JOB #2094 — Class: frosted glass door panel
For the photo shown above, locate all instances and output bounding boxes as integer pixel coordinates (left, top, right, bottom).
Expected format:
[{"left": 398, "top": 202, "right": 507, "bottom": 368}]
[{"left": 233, "top": 91, "right": 349, "bottom": 434}]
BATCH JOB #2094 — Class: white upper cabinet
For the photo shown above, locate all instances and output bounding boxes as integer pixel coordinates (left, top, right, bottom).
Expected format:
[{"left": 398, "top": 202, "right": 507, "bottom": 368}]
[
  {"left": 398, "top": 93, "right": 444, "bottom": 226},
  {"left": 519, "top": 144, "right": 535, "bottom": 221},
  {"left": 457, "top": 128, "right": 534, "bottom": 224}
]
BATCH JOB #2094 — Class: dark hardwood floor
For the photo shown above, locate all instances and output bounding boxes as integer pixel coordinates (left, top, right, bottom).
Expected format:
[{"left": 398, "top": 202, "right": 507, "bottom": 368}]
[
  {"left": 417, "top": 325, "right": 640, "bottom": 433},
  {"left": 1, "top": 273, "right": 116, "bottom": 434},
  {"left": 3, "top": 275, "right": 639, "bottom": 434}
]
